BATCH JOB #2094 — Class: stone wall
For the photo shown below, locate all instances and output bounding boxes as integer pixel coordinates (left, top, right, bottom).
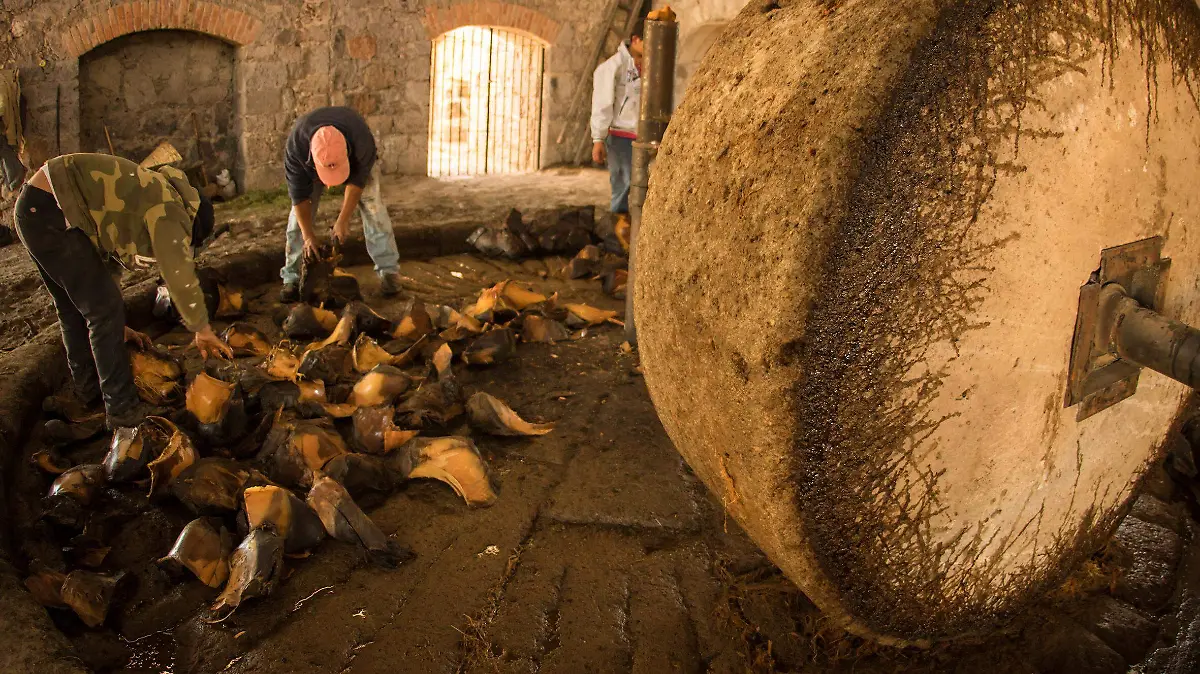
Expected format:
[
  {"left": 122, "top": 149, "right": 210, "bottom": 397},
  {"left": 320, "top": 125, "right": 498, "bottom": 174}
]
[
  {"left": 79, "top": 29, "right": 238, "bottom": 174},
  {"left": 0, "top": 0, "right": 609, "bottom": 190}
]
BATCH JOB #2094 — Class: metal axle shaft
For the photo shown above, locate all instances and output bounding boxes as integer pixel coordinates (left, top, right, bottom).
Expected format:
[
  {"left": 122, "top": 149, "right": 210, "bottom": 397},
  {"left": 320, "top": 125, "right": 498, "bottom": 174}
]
[{"left": 1101, "top": 283, "right": 1200, "bottom": 389}]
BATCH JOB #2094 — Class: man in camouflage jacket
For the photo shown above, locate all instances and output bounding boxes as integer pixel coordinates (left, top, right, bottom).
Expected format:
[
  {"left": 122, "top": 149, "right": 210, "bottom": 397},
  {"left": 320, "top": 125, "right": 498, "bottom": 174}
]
[{"left": 14, "top": 153, "right": 232, "bottom": 428}]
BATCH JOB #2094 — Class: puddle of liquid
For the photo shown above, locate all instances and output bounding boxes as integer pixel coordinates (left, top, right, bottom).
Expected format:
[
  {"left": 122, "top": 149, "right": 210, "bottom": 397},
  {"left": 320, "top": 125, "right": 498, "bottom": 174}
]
[{"left": 118, "top": 629, "right": 177, "bottom": 674}]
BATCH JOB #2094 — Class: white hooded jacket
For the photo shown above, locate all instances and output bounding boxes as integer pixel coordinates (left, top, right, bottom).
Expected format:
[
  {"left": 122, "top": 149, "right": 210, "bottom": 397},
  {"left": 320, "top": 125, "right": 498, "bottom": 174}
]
[{"left": 590, "top": 42, "right": 641, "bottom": 142}]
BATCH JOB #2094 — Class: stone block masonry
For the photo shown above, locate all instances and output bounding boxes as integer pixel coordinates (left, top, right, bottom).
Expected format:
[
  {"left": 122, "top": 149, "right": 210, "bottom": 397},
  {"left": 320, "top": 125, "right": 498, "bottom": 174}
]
[
  {"left": 78, "top": 29, "right": 238, "bottom": 176},
  {"left": 0, "top": 0, "right": 611, "bottom": 190}
]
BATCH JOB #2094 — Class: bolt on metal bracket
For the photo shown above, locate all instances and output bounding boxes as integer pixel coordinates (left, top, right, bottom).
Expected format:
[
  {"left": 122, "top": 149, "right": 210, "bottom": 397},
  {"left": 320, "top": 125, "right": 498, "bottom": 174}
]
[{"left": 1065, "top": 236, "right": 1172, "bottom": 421}]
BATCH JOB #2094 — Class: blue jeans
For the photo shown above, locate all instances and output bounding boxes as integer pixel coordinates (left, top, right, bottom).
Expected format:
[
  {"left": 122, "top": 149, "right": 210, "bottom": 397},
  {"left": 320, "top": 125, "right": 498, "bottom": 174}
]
[
  {"left": 281, "top": 165, "right": 401, "bottom": 284},
  {"left": 607, "top": 135, "right": 633, "bottom": 214}
]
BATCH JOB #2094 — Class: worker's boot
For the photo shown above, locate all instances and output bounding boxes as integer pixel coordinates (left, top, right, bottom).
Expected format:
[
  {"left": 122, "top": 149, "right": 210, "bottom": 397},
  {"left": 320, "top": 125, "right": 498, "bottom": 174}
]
[
  {"left": 106, "top": 401, "right": 165, "bottom": 431},
  {"left": 380, "top": 272, "right": 404, "bottom": 298},
  {"left": 43, "top": 388, "right": 103, "bottom": 423},
  {"left": 44, "top": 418, "right": 107, "bottom": 447},
  {"left": 280, "top": 281, "right": 300, "bottom": 304}
]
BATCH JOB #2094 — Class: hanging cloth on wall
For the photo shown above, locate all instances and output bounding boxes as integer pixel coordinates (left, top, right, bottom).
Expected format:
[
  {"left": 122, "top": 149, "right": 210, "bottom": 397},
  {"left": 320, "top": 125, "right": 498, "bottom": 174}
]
[{"left": 0, "top": 68, "right": 21, "bottom": 148}]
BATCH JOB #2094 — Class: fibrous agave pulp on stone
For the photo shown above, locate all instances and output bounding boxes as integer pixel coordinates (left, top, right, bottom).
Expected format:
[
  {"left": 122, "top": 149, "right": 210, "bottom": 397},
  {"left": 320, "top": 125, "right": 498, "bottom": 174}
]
[
  {"left": 129, "top": 346, "right": 184, "bottom": 404},
  {"left": 563, "top": 303, "right": 622, "bottom": 328}
]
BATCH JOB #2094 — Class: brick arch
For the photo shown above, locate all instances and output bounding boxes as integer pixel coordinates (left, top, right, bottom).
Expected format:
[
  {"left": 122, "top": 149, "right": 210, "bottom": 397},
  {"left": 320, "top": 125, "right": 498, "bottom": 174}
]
[
  {"left": 62, "top": 0, "right": 263, "bottom": 58},
  {"left": 421, "top": 1, "right": 560, "bottom": 45}
]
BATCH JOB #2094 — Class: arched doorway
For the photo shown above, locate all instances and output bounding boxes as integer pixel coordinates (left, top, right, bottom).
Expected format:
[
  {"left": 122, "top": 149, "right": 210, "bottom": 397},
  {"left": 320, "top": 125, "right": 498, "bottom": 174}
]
[
  {"left": 428, "top": 26, "right": 546, "bottom": 177},
  {"left": 78, "top": 30, "right": 238, "bottom": 181}
]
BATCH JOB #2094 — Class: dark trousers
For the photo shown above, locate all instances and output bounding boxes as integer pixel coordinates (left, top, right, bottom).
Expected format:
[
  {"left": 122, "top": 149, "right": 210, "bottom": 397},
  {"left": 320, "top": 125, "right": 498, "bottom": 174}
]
[
  {"left": 0, "top": 139, "right": 25, "bottom": 192},
  {"left": 13, "top": 185, "right": 137, "bottom": 416}
]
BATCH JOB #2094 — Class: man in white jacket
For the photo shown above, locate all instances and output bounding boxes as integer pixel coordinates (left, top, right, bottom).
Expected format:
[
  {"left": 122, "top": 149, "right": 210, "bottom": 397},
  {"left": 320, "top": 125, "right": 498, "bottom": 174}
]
[{"left": 591, "top": 19, "right": 644, "bottom": 217}]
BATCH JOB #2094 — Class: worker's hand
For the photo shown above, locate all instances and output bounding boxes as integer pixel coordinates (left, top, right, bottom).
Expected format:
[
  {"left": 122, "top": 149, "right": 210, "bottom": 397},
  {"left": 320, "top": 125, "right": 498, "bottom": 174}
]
[
  {"left": 592, "top": 141, "right": 607, "bottom": 166},
  {"left": 302, "top": 235, "right": 322, "bottom": 263},
  {"left": 123, "top": 327, "right": 153, "bottom": 350},
  {"left": 332, "top": 216, "right": 351, "bottom": 245},
  {"left": 194, "top": 325, "right": 234, "bottom": 361}
]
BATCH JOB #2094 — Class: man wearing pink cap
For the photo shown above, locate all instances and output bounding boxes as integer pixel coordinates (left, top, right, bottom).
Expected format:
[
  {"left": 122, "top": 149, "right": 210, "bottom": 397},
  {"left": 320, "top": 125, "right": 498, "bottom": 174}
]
[{"left": 280, "top": 106, "right": 402, "bottom": 300}]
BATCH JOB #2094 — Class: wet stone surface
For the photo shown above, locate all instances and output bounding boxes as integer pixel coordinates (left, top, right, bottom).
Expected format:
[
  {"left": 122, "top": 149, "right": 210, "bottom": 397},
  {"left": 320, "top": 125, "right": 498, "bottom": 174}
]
[{"left": 1111, "top": 517, "right": 1184, "bottom": 612}]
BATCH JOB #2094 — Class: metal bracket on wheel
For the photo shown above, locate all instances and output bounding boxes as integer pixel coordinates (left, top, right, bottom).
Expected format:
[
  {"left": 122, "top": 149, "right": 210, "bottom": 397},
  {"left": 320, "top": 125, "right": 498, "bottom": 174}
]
[{"left": 1065, "top": 237, "right": 1172, "bottom": 421}]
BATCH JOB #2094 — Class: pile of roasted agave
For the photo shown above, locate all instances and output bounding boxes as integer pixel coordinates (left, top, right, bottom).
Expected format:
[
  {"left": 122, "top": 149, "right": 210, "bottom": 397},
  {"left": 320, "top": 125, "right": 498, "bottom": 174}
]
[
  {"left": 26, "top": 255, "right": 620, "bottom": 627},
  {"left": 469, "top": 208, "right": 630, "bottom": 300}
]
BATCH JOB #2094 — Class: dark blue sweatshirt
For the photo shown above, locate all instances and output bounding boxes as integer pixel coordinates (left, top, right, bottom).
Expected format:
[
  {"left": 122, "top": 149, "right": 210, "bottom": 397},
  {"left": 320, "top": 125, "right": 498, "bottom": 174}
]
[{"left": 284, "top": 106, "right": 377, "bottom": 204}]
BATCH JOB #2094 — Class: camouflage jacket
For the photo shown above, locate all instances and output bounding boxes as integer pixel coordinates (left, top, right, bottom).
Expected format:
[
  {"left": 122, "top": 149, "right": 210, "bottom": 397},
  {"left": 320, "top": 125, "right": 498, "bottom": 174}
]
[{"left": 45, "top": 153, "right": 210, "bottom": 331}]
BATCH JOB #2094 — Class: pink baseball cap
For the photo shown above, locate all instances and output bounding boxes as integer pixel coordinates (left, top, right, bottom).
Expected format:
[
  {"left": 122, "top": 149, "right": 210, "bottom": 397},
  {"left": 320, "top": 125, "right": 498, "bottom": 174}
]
[{"left": 311, "top": 126, "right": 350, "bottom": 186}]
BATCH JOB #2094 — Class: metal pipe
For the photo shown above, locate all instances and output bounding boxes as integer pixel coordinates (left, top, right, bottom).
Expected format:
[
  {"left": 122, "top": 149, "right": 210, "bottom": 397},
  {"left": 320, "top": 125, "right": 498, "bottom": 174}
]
[
  {"left": 1102, "top": 283, "right": 1200, "bottom": 389},
  {"left": 626, "top": 9, "right": 678, "bottom": 344}
]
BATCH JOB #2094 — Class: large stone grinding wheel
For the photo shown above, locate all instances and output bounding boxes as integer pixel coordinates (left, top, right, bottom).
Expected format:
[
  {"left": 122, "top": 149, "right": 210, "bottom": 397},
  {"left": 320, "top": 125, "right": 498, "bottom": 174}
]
[{"left": 635, "top": 0, "right": 1200, "bottom": 644}]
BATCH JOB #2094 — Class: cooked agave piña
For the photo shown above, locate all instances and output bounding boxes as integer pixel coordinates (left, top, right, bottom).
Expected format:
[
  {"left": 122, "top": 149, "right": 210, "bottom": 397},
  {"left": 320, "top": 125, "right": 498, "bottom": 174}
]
[
  {"left": 172, "top": 458, "right": 262, "bottom": 515},
  {"left": 159, "top": 517, "right": 234, "bottom": 588},
  {"left": 563, "top": 303, "right": 622, "bottom": 328},
  {"left": 221, "top": 323, "right": 273, "bottom": 357},
  {"left": 186, "top": 372, "right": 249, "bottom": 448},
  {"left": 146, "top": 417, "right": 197, "bottom": 499},
  {"left": 307, "top": 475, "right": 413, "bottom": 567},
  {"left": 466, "top": 392, "right": 554, "bottom": 436},
  {"left": 520, "top": 315, "right": 570, "bottom": 343},
  {"left": 282, "top": 304, "right": 340, "bottom": 341},
  {"left": 210, "top": 526, "right": 285, "bottom": 616},
  {"left": 243, "top": 485, "right": 326, "bottom": 553},
  {"left": 258, "top": 417, "right": 349, "bottom": 488},
  {"left": 103, "top": 426, "right": 151, "bottom": 483},
  {"left": 461, "top": 328, "right": 516, "bottom": 365},
  {"left": 61, "top": 570, "right": 126, "bottom": 628},
  {"left": 352, "top": 405, "right": 419, "bottom": 455},
  {"left": 387, "top": 436, "right": 496, "bottom": 507}
]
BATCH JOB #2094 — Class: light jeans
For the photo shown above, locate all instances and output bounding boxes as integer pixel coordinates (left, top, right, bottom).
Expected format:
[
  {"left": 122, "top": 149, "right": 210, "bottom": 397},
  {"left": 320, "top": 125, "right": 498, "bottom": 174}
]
[
  {"left": 280, "top": 165, "right": 401, "bottom": 284},
  {"left": 606, "top": 135, "right": 633, "bottom": 215}
]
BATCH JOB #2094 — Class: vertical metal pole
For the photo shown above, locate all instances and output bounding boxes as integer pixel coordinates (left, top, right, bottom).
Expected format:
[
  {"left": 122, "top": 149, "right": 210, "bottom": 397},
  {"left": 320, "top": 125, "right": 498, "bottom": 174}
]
[
  {"left": 428, "top": 38, "right": 437, "bottom": 176},
  {"left": 535, "top": 42, "right": 545, "bottom": 171},
  {"left": 626, "top": 11, "right": 678, "bottom": 345}
]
